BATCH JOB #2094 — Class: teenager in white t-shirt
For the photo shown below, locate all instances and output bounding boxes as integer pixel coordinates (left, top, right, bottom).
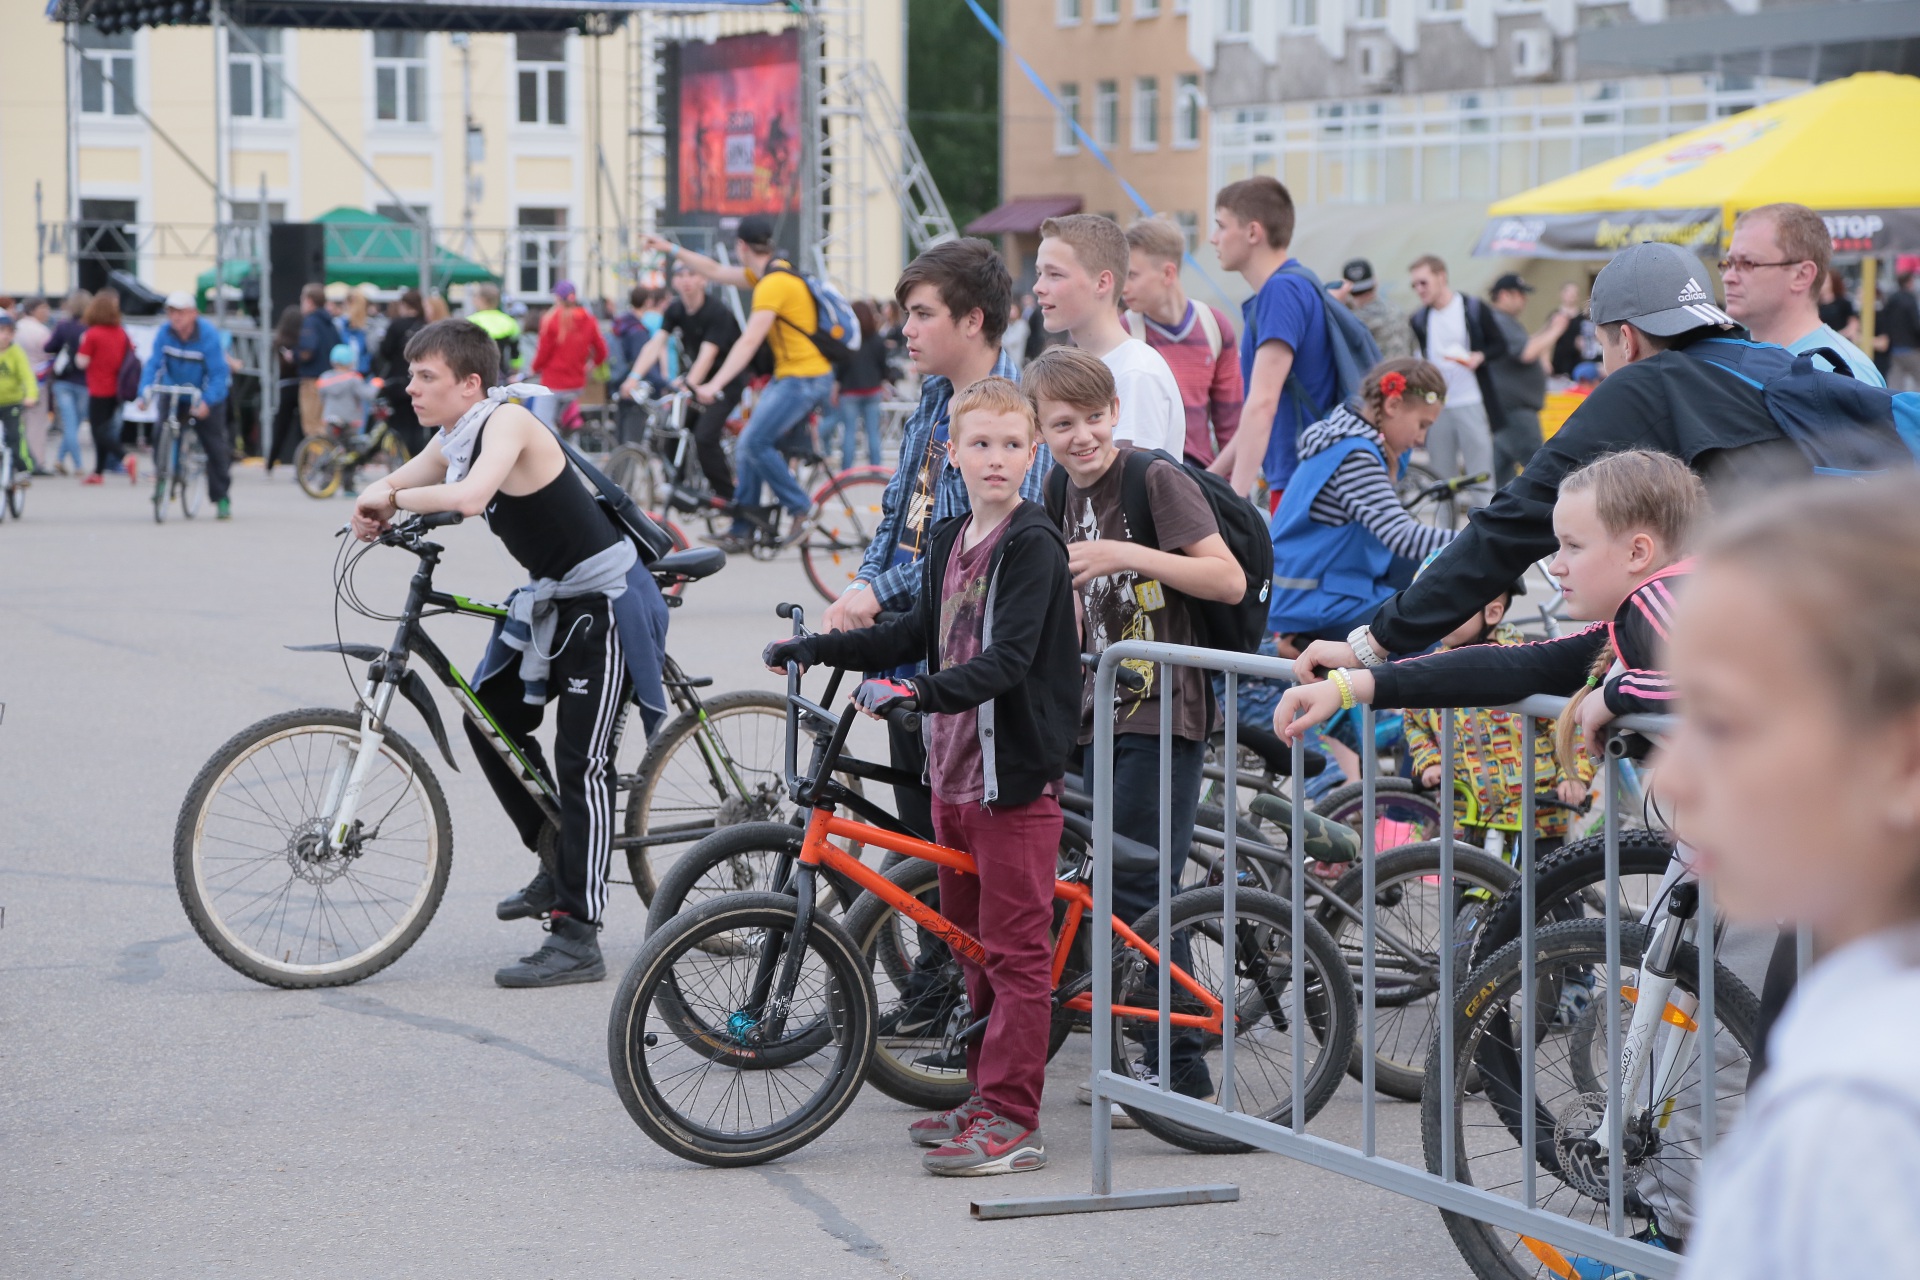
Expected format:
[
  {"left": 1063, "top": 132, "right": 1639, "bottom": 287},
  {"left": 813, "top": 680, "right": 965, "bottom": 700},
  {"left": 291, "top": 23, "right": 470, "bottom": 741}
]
[
  {"left": 1407, "top": 255, "right": 1503, "bottom": 507},
  {"left": 1033, "top": 214, "right": 1186, "bottom": 456}
]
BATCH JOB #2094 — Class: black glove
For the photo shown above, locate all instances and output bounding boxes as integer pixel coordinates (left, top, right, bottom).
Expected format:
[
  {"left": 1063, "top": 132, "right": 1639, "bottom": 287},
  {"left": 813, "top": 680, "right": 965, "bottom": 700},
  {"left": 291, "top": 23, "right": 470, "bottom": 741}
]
[
  {"left": 853, "top": 677, "right": 918, "bottom": 718},
  {"left": 762, "top": 637, "right": 816, "bottom": 674}
]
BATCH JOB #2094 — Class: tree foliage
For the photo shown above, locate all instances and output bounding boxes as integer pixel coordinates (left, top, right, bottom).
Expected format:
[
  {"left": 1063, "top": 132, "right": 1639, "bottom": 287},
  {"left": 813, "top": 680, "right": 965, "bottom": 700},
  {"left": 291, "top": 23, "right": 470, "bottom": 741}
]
[{"left": 906, "top": 0, "right": 1000, "bottom": 232}]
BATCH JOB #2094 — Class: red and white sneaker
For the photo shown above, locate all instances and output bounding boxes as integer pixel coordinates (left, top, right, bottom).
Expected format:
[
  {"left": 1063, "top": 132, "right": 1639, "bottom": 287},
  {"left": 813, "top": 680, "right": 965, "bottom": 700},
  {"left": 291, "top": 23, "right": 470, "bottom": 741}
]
[
  {"left": 921, "top": 1110, "right": 1046, "bottom": 1177},
  {"left": 907, "top": 1094, "right": 989, "bottom": 1148}
]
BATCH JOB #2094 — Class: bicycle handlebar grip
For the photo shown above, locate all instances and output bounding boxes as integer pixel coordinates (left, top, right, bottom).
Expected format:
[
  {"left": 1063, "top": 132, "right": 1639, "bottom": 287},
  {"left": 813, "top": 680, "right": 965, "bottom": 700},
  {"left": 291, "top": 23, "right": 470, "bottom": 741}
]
[
  {"left": 1079, "top": 651, "right": 1147, "bottom": 692},
  {"left": 776, "top": 602, "right": 799, "bottom": 620},
  {"left": 887, "top": 706, "right": 921, "bottom": 736}
]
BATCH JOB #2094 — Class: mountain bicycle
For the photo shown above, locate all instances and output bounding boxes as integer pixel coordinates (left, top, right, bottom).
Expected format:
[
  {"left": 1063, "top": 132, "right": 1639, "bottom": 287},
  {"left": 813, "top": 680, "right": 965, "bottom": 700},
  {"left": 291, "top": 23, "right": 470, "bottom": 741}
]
[
  {"left": 1423, "top": 748, "right": 1759, "bottom": 1280},
  {"left": 147, "top": 384, "right": 209, "bottom": 522},
  {"left": 606, "top": 606, "right": 1357, "bottom": 1166},
  {"left": 171, "top": 511, "right": 742, "bottom": 988},
  {"left": 294, "top": 400, "right": 412, "bottom": 499}
]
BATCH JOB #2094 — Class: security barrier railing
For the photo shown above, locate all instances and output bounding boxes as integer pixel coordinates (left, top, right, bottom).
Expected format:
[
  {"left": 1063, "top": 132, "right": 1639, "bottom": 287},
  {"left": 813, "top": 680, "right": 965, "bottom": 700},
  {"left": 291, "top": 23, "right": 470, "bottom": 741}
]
[{"left": 975, "top": 638, "right": 1751, "bottom": 1280}]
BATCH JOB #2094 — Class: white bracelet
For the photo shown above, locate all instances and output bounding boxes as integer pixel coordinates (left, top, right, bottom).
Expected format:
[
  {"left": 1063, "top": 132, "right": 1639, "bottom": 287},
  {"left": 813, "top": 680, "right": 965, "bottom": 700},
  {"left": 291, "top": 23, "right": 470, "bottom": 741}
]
[{"left": 1347, "top": 625, "right": 1385, "bottom": 669}]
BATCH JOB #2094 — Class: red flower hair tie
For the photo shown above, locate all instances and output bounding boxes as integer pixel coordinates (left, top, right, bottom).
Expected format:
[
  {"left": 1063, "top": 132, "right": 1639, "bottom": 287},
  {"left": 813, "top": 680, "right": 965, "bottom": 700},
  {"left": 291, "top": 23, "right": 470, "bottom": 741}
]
[{"left": 1379, "top": 371, "right": 1407, "bottom": 398}]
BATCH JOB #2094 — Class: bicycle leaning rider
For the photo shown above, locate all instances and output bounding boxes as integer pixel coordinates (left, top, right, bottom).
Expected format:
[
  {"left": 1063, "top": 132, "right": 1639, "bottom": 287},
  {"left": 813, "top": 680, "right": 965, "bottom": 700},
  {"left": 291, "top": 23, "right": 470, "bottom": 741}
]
[
  {"left": 139, "top": 292, "right": 234, "bottom": 520},
  {"left": 349, "top": 318, "right": 670, "bottom": 988}
]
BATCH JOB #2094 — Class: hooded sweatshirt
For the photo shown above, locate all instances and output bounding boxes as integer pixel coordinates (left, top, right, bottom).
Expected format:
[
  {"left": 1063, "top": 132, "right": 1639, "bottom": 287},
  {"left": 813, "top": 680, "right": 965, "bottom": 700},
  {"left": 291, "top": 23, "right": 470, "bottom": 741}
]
[{"left": 1681, "top": 922, "right": 1920, "bottom": 1278}]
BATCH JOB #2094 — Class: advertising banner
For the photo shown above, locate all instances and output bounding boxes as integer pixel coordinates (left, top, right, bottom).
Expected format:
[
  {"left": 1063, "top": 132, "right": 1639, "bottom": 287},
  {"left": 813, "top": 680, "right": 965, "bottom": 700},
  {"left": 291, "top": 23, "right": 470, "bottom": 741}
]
[{"left": 671, "top": 30, "right": 801, "bottom": 221}]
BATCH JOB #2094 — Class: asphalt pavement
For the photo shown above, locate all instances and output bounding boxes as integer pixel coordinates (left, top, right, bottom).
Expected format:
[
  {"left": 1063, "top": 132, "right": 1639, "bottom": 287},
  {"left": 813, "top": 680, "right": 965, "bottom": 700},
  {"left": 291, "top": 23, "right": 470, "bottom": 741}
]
[{"left": 2, "top": 463, "right": 1472, "bottom": 1279}]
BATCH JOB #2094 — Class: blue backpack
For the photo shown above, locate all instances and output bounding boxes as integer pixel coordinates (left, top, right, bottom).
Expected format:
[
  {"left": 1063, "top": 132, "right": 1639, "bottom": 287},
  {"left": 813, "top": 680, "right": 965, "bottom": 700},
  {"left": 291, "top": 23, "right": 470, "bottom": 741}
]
[
  {"left": 1275, "top": 261, "right": 1382, "bottom": 423},
  {"left": 1683, "top": 337, "right": 1920, "bottom": 475},
  {"left": 764, "top": 261, "right": 862, "bottom": 365}
]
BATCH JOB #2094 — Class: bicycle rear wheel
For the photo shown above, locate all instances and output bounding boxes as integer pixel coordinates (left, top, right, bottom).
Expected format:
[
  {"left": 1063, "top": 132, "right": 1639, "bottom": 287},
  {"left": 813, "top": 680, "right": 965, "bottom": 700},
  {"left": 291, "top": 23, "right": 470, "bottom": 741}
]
[
  {"left": 1313, "top": 778, "right": 1449, "bottom": 848},
  {"left": 608, "top": 892, "right": 875, "bottom": 1167},
  {"left": 178, "top": 436, "right": 207, "bottom": 518},
  {"left": 800, "top": 469, "right": 890, "bottom": 603},
  {"left": 1424, "top": 920, "right": 1759, "bottom": 1280},
  {"left": 294, "top": 437, "right": 342, "bottom": 499},
  {"left": 173, "top": 708, "right": 452, "bottom": 988},
  {"left": 5, "top": 460, "right": 23, "bottom": 520},
  {"left": 1112, "top": 886, "right": 1356, "bottom": 1153}
]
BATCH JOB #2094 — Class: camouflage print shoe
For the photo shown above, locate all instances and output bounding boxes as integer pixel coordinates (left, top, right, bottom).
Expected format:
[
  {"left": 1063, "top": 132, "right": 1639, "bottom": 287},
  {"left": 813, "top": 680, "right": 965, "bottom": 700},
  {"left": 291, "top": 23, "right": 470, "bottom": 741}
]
[
  {"left": 1248, "top": 793, "right": 1362, "bottom": 864},
  {"left": 922, "top": 1111, "right": 1046, "bottom": 1177}
]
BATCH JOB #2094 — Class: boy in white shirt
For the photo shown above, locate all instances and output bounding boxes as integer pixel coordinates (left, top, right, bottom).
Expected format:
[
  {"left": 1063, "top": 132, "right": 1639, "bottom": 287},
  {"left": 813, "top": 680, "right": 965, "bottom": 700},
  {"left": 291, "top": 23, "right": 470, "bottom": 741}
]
[{"left": 1033, "top": 214, "right": 1185, "bottom": 456}]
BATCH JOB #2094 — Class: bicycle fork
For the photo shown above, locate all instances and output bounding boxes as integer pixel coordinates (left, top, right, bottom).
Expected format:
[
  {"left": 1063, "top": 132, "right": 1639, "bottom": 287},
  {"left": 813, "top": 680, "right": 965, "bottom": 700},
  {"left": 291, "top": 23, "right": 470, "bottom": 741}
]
[
  {"left": 326, "top": 674, "right": 399, "bottom": 852},
  {"left": 1584, "top": 881, "right": 1704, "bottom": 1161}
]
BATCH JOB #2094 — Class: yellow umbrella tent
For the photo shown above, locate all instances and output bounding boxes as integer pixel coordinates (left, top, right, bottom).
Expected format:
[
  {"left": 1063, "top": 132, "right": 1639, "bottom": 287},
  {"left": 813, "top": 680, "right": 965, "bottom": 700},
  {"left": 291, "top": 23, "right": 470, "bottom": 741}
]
[{"left": 1476, "top": 72, "right": 1920, "bottom": 345}]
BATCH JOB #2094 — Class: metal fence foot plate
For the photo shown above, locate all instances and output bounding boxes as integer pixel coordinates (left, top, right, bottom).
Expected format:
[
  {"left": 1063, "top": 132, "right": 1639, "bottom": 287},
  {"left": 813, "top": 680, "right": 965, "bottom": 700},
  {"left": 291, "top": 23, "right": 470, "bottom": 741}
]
[{"left": 970, "top": 1184, "right": 1240, "bottom": 1220}]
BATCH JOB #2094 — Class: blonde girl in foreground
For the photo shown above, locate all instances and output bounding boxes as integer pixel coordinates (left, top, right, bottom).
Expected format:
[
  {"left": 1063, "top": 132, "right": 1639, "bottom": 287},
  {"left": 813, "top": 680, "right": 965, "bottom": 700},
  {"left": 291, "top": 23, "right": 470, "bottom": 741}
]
[{"left": 1662, "top": 475, "right": 1920, "bottom": 1277}]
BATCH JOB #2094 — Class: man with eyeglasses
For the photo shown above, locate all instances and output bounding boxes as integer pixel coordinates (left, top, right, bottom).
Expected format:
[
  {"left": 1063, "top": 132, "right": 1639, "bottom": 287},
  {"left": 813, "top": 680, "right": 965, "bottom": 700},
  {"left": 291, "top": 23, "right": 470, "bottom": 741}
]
[{"left": 1722, "top": 202, "right": 1886, "bottom": 387}]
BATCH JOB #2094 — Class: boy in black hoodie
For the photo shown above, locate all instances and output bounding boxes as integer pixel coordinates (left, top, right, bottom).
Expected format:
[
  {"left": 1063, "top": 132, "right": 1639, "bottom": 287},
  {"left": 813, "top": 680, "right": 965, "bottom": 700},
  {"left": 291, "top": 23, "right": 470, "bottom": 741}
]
[{"left": 762, "top": 377, "right": 1079, "bottom": 1177}]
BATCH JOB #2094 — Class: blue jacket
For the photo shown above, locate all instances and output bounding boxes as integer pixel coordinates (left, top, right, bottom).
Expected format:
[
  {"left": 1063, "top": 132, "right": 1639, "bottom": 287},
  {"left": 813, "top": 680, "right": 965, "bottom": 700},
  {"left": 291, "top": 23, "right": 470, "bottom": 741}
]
[
  {"left": 139, "top": 318, "right": 231, "bottom": 406},
  {"left": 1268, "top": 434, "right": 1396, "bottom": 633},
  {"left": 295, "top": 309, "right": 337, "bottom": 378}
]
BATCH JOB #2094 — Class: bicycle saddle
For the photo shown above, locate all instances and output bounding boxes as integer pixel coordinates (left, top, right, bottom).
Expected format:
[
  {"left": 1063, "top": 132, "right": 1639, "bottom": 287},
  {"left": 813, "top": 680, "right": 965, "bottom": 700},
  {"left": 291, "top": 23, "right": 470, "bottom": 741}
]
[
  {"left": 1058, "top": 810, "right": 1162, "bottom": 875},
  {"left": 649, "top": 547, "right": 727, "bottom": 581}
]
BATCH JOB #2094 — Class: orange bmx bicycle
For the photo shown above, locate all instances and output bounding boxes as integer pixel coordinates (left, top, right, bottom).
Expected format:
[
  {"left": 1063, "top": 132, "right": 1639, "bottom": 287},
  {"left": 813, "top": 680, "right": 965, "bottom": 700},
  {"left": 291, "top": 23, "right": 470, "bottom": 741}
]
[{"left": 606, "top": 606, "right": 1356, "bottom": 1167}]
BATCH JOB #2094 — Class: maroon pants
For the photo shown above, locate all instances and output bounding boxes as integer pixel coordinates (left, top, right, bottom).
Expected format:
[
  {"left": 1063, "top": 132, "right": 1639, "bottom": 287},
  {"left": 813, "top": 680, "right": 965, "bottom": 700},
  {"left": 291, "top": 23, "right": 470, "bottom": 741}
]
[{"left": 931, "top": 793, "right": 1063, "bottom": 1131}]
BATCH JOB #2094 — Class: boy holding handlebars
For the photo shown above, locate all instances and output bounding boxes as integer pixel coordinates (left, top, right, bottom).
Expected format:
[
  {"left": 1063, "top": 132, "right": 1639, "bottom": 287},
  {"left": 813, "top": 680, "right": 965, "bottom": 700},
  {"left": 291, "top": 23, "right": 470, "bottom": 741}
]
[{"left": 763, "top": 377, "right": 1080, "bottom": 1177}]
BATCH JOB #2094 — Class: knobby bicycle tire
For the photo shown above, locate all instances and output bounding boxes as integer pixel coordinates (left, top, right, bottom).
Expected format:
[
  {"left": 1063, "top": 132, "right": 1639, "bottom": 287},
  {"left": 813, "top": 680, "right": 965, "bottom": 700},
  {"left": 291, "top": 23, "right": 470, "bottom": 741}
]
[
  {"left": 174, "top": 708, "right": 452, "bottom": 988},
  {"left": 607, "top": 892, "right": 876, "bottom": 1167},
  {"left": 1423, "top": 919, "right": 1759, "bottom": 1280},
  {"left": 1470, "top": 830, "right": 1677, "bottom": 969},
  {"left": 1320, "top": 841, "right": 1517, "bottom": 1101}
]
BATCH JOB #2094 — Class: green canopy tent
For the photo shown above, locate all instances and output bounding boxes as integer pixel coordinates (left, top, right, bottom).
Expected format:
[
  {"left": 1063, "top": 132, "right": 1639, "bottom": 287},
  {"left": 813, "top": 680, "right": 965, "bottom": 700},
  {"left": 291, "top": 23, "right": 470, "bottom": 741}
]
[{"left": 196, "top": 206, "right": 498, "bottom": 305}]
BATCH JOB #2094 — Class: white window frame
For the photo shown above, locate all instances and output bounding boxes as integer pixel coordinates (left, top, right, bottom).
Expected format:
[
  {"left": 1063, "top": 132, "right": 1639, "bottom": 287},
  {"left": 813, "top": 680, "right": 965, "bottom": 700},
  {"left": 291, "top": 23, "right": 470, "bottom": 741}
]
[
  {"left": 514, "top": 32, "right": 569, "bottom": 128},
  {"left": 1136, "top": 0, "right": 1162, "bottom": 15},
  {"left": 1174, "top": 74, "right": 1204, "bottom": 150},
  {"left": 1424, "top": 0, "right": 1467, "bottom": 14},
  {"left": 1058, "top": 0, "right": 1083, "bottom": 25},
  {"left": 1219, "top": 0, "right": 1253, "bottom": 37},
  {"left": 1173, "top": 211, "right": 1200, "bottom": 253},
  {"left": 1287, "top": 0, "right": 1319, "bottom": 29},
  {"left": 227, "top": 26, "right": 287, "bottom": 121},
  {"left": 75, "top": 27, "right": 137, "bottom": 119},
  {"left": 1132, "top": 76, "right": 1160, "bottom": 150},
  {"left": 1352, "top": 0, "right": 1390, "bottom": 22},
  {"left": 372, "top": 31, "right": 429, "bottom": 126},
  {"left": 1094, "top": 0, "right": 1122, "bottom": 22},
  {"left": 1094, "top": 79, "right": 1120, "bottom": 149},
  {"left": 515, "top": 207, "right": 571, "bottom": 299},
  {"left": 1056, "top": 83, "right": 1082, "bottom": 154}
]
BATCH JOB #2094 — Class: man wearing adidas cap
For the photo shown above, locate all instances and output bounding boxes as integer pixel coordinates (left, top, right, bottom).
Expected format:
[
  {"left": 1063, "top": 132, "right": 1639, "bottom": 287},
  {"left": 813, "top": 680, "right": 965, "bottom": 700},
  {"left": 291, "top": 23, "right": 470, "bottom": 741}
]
[{"left": 1296, "top": 240, "right": 1808, "bottom": 671}]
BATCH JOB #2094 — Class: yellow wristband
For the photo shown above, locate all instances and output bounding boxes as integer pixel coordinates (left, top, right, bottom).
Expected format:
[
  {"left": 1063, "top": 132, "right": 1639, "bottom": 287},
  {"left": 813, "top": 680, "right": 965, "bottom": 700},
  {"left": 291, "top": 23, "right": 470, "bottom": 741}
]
[{"left": 1329, "top": 668, "right": 1356, "bottom": 711}]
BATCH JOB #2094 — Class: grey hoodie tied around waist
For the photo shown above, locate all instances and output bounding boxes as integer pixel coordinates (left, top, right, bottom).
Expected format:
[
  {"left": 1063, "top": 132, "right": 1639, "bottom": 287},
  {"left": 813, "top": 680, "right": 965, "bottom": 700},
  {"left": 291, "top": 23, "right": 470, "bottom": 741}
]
[{"left": 498, "top": 538, "right": 638, "bottom": 702}]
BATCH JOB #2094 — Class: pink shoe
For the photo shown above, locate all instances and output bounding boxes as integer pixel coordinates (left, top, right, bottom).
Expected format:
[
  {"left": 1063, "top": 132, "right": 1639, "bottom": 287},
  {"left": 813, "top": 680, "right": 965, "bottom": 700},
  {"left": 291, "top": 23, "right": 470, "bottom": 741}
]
[
  {"left": 81, "top": 473, "right": 104, "bottom": 486},
  {"left": 126, "top": 456, "right": 138, "bottom": 484}
]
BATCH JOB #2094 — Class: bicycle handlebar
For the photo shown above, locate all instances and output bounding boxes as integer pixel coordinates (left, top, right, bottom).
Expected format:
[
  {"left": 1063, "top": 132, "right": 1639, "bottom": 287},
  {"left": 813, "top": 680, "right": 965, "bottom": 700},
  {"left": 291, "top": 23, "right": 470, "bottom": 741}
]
[
  {"left": 1081, "top": 652, "right": 1147, "bottom": 693},
  {"left": 1413, "top": 471, "right": 1491, "bottom": 502}
]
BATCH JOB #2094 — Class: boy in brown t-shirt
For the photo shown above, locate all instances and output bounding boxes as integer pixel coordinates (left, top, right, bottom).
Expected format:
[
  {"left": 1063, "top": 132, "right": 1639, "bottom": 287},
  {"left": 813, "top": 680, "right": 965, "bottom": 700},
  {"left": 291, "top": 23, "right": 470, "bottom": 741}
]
[{"left": 1025, "top": 346, "right": 1246, "bottom": 1106}]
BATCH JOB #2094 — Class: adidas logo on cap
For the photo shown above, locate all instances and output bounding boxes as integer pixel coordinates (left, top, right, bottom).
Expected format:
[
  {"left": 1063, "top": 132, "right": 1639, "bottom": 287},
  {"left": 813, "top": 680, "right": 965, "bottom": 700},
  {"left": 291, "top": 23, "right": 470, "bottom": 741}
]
[{"left": 1677, "top": 277, "right": 1708, "bottom": 304}]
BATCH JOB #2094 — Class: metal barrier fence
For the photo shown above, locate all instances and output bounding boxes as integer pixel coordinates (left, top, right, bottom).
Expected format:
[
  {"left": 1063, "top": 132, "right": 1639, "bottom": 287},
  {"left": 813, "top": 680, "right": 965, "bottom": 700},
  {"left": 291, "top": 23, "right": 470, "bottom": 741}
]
[{"left": 975, "top": 638, "right": 1741, "bottom": 1280}]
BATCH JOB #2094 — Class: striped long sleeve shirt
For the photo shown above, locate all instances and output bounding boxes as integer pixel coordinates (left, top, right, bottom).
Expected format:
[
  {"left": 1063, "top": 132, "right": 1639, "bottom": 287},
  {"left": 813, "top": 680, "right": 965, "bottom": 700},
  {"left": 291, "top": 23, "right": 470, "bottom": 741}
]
[{"left": 1297, "top": 404, "right": 1452, "bottom": 563}]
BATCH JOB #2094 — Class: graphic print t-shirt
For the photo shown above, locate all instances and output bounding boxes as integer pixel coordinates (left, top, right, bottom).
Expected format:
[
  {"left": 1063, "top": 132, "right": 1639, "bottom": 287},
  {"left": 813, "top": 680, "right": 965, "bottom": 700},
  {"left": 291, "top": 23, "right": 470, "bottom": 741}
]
[
  {"left": 1061, "top": 448, "right": 1219, "bottom": 742},
  {"left": 928, "top": 516, "right": 1010, "bottom": 803}
]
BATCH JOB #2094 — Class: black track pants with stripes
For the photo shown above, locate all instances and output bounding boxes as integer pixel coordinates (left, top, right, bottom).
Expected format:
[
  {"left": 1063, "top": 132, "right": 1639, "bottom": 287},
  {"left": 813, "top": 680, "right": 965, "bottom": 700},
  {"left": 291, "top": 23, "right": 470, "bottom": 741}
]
[{"left": 464, "top": 595, "right": 630, "bottom": 925}]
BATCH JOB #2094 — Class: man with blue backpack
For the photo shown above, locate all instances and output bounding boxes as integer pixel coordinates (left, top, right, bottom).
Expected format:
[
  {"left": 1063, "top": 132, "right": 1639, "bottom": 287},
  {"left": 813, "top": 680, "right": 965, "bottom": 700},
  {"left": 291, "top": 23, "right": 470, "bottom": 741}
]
[
  {"left": 641, "top": 216, "right": 859, "bottom": 552},
  {"left": 1297, "top": 239, "right": 1915, "bottom": 678},
  {"left": 1207, "top": 176, "right": 1380, "bottom": 509}
]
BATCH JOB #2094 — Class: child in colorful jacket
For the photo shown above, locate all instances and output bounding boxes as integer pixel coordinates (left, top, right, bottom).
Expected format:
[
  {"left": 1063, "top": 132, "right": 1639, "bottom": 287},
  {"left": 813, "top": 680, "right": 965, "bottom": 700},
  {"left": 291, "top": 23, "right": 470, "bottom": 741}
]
[{"left": 1401, "top": 579, "right": 1592, "bottom": 858}]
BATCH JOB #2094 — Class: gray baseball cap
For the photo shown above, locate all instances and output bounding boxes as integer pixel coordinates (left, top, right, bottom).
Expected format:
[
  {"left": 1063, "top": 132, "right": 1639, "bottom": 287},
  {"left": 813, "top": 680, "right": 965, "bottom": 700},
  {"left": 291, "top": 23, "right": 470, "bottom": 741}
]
[{"left": 1589, "top": 242, "right": 1735, "bottom": 337}]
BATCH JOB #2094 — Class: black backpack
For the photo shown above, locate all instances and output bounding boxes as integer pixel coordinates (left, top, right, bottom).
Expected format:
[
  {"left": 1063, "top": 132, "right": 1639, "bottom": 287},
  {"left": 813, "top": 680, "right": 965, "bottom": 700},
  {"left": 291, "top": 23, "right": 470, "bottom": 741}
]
[{"left": 1045, "top": 449, "right": 1273, "bottom": 653}]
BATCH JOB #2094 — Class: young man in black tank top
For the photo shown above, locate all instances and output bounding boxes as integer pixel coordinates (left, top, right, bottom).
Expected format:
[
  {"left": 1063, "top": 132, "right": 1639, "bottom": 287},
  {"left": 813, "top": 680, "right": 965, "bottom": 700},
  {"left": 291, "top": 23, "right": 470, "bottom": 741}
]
[{"left": 349, "top": 320, "right": 634, "bottom": 988}]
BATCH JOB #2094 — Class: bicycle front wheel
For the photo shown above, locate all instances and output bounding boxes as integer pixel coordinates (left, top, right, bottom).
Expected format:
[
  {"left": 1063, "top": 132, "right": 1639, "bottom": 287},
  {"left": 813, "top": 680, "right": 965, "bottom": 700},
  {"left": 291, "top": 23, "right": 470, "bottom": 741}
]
[
  {"left": 178, "top": 436, "right": 207, "bottom": 518},
  {"left": 800, "top": 469, "right": 890, "bottom": 603},
  {"left": 5, "top": 468, "right": 23, "bottom": 520},
  {"left": 294, "top": 437, "right": 343, "bottom": 499},
  {"left": 151, "top": 425, "right": 174, "bottom": 523},
  {"left": 608, "top": 892, "right": 876, "bottom": 1167},
  {"left": 606, "top": 443, "right": 658, "bottom": 512},
  {"left": 622, "top": 690, "right": 792, "bottom": 903},
  {"left": 1424, "top": 920, "right": 1759, "bottom": 1280},
  {"left": 173, "top": 708, "right": 452, "bottom": 988}
]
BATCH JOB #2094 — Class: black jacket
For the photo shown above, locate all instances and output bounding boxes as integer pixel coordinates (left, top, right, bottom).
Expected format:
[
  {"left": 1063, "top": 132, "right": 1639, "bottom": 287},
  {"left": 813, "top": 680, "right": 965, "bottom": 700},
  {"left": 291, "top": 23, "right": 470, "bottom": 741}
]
[
  {"left": 1373, "top": 564, "right": 1687, "bottom": 718},
  {"left": 1410, "top": 293, "right": 1509, "bottom": 422},
  {"left": 1370, "top": 329, "right": 1805, "bottom": 656},
  {"left": 800, "top": 501, "right": 1081, "bottom": 807}
]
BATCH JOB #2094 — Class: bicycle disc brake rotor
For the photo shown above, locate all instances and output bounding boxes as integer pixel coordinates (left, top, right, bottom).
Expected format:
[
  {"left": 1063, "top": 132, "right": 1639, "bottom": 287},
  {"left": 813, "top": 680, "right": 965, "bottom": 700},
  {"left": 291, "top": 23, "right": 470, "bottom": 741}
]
[
  {"left": 1552, "top": 1092, "right": 1648, "bottom": 1201},
  {"left": 285, "top": 818, "right": 358, "bottom": 886}
]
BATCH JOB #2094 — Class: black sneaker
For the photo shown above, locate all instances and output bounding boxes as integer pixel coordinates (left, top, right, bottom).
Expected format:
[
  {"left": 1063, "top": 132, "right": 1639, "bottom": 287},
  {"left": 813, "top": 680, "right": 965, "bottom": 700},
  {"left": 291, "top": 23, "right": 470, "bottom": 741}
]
[
  {"left": 494, "top": 913, "right": 606, "bottom": 987},
  {"left": 495, "top": 868, "right": 559, "bottom": 921}
]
